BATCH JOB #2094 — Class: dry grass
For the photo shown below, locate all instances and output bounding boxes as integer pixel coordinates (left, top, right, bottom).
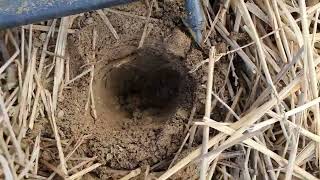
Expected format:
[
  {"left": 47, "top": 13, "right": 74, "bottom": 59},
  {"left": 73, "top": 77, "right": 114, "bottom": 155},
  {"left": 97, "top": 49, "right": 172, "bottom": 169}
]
[
  {"left": 0, "top": 16, "right": 100, "bottom": 179},
  {"left": 1, "top": 0, "right": 320, "bottom": 179}
]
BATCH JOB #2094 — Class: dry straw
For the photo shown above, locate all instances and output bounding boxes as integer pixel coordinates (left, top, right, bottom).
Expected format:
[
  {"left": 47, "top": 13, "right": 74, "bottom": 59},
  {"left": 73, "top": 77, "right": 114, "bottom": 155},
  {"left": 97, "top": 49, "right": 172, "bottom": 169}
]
[{"left": 1, "top": 0, "right": 320, "bottom": 179}]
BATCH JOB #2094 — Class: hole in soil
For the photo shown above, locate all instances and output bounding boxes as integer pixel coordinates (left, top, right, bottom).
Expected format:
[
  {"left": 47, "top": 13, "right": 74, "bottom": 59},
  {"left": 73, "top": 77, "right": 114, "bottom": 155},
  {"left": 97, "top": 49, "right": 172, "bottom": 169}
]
[
  {"left": 89, "top": 46, "right": 196, "bottom": 170},
  {"left": 105, "top": 48, "right": 188, "bottom": 122}
]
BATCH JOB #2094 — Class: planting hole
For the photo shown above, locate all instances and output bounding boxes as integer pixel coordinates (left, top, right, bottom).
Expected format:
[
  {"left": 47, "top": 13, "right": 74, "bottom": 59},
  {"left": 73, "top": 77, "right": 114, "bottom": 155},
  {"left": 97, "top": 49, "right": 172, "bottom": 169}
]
[{"left": 99, "top": 48, "right": 191, "bottom": 123}]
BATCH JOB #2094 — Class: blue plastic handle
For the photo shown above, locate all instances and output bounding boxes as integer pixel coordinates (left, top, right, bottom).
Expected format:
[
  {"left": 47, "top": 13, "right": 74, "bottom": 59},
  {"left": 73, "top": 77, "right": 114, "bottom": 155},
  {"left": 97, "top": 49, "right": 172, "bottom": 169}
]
[
  {"left": 0, "top": 0, "right": 137, "bottom": 29},
  {"left": 185, "top": 0, "right": 205, "bottom": 44}
]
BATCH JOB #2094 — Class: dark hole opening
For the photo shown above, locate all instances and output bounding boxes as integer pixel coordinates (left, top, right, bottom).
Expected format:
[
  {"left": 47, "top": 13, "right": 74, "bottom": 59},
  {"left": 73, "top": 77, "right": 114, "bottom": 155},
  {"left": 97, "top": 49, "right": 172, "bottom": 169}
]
[{"left": 106, "top": 48, "right": 189, "bottom": 119}]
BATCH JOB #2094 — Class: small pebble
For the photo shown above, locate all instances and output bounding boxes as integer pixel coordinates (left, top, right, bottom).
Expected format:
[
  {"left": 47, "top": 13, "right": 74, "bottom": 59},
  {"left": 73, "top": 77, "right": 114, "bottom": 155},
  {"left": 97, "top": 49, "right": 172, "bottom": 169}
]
[
  {"left": 57, "top": 110, "right": 64, "bottom": 119},
  {"left": 146, "top": 117, "right": 153, "bottom": 121},
  {"left": 176, "top": 108, "right": 188, "bottom": 119},
  {"left": 33, "top": 39, "right": 42, "bottom": 48},
  {"left": 42, "top": 151, "right": 51, "bottom": 161},
  {"left": 58, "top": 95, "right": 65, "bottom": 102},
  {"left": 85, "top": 17, "right": 94, "bottom": 25},
  {"left": 106, "top": 153, "right": 113, "bottom": 160},
  {"left": 201, "top": 76, "right": 208, "bottom": 83},
  {"left": 39, "top": 33, "right": 47, "bottom": 42},
  {"left": 133, "top": 111, "right": 142, "bottom": 119}
]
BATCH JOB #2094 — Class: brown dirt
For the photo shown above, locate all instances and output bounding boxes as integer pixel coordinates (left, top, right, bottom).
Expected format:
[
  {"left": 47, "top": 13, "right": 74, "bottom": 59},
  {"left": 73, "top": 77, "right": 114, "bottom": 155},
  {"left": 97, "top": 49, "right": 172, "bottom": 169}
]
[{"left": 50, "top": 1, "right": 229, "bottom": 179}]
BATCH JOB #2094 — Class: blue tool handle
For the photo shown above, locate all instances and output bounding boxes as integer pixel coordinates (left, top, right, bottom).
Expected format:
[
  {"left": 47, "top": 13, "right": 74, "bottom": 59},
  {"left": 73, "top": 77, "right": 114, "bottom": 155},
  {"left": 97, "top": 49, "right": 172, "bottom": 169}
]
[
  {"left": 185, "top": 0, "right": 205, "bottom": 44},
  {"left": 0, "top": 0, "right": 137, "bottom": 29}
]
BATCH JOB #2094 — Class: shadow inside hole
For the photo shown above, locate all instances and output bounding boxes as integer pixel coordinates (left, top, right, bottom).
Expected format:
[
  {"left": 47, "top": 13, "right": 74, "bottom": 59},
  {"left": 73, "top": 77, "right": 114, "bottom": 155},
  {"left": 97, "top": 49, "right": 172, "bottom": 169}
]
[{"left": 106, "top": 49, "right": 186, "bottom": 120}]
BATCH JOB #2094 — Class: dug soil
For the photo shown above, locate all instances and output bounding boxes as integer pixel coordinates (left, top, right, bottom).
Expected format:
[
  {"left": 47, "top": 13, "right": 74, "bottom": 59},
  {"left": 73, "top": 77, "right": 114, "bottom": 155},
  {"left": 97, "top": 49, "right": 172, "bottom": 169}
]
[{"left": 53, "top": 1, "right": 229, "bottom": 179}]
